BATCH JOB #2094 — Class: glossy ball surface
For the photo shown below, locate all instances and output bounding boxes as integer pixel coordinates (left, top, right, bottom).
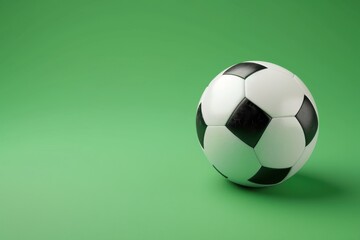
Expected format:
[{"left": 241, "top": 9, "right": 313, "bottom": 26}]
[{"left": 196, "top": 61, "right": 319, "bottom": 187}]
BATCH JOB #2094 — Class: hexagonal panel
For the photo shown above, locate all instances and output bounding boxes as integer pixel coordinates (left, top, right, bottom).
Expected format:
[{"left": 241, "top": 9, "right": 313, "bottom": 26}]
[
  {"left": 245, "top": 68, "right": 304, "bottom": 117},
  {"left": 284, "top": 130, "right": 319, "bottom": 180},
  {"left": 202, "top": 75, "right": 245, "bottom": 126},
  {"left": 255, "top": 117, "right": 305, "bottom": 168},
  {"left": 225, "top": 98, "right": 271, "bottom": 148},
  {"left": 203, "top": 126, "right": 261, "bottom": 185}
]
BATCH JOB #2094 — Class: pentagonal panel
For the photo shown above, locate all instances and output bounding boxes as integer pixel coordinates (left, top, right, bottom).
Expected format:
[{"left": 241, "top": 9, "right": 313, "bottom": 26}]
[
  {"left": 293, "top": 75, "right": 318, "bottom": 115},
  {"left": 246, "top": 61, "right": 294, "bottom": 76},
  {"left": 202, "top": 75, "right": 245, "bottom": 125},
  {"left": 296, "top": 96, "right": 319, "bottom": 146},
  {"left": 248, "top": 166, "right": 291, "bottom": 185},
  {"left": 195, "top": 104, "right": 207, "bottom": 148},
  {"left": 204, "top": 126, "right": 261, "bottom": 185},
  {"left": 225, "top": 98, "right": 271, "bottom": 148},
  {"left": 255, "top": 117, "right": 305, "bottom": 168},
  {"left": 245, "top": 69, "right": 304, "bottom": 117},
  {"left": 284, "top": 130, "right": 319, "bottom": 180},
  {"left": 223, "top": 62, "right": 266, "bottom": 79}
]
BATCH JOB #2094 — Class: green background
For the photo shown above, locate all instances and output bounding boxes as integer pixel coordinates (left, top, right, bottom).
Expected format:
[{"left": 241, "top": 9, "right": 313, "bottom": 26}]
[{"left": 0, "top": 0, "right": 359, "bottom": 239}]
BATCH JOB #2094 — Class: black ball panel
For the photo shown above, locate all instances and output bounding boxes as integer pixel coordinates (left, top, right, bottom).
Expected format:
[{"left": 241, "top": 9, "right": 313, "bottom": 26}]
[
  {"left": 248, "top": 166, "right": 291, "bottom": 185},
  {"left": 196, "top": 104, "right": 207, "bottom": 148},
  {"left": 223, "top": 62, "right": 266, "bottom": 79},
  {"left": 226, "top": 98, "right": 271, "bottom": 148},
  {"left": 295, "top": 96, "right": 318, "bottom": 146}
]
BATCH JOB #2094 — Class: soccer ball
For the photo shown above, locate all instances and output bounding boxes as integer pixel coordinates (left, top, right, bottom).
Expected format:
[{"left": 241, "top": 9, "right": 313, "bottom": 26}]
[{"left": 196, "top": 61, "right": 319, "bottom": 187}]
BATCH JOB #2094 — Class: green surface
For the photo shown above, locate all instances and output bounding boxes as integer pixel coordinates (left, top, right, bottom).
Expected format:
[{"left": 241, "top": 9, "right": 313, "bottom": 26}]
[{"left": 0, "top": 1, "right": 359, "bottom": 239}]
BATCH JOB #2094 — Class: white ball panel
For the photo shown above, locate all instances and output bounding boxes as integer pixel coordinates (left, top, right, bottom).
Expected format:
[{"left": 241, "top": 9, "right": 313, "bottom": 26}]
[
  {"left": 202, "top": 75, "right": 245, "bottom": 126},
  {"left": 293, "top": 75, "right": 318, "bottom": 115},
  {"left": 255, "top": 117, "right": 305, "bottom": 168},
  {"left": 285, "top": 130, "right": 319, "bottom": 180},
  {"left": 246, "top": 61, "right": 294, "bottom": 76},
  {"left": 246, "top": 69, "right": 304, "bottom": 117},
  {"left": 204, "top": 126, "right": 261, "bottom": 185}
]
